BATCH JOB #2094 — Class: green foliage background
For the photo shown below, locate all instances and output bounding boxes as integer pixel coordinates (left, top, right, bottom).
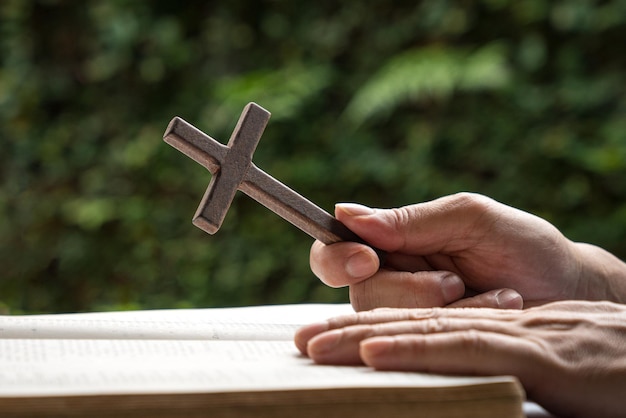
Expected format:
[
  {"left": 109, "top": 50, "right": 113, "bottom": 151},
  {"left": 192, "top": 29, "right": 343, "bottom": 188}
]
[{"left": 1, "top": 0, "right": 625, "bottom": 313}]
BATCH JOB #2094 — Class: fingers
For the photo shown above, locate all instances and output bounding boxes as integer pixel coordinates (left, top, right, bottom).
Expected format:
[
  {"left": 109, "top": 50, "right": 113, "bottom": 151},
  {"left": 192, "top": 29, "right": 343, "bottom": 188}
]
[
  {"left": 307, "top": 315, "right": 532, "bottom": 370},
  {"left": 446, "top": 289, "right": 524, "bottom": 309},
  {"left": 299, "top": 324, "right": 551, "bottom": 412},
  {"left": 309, "top": 194, "right": 505, "bottom": 289},
  {"left": 296, "top": 300, "right": 622, "bottom": 356},
  {"left": 360, "top": 331, "right": 540, "bottom": 379},
  {"left": 345, "top": 272, "right": 522, "bottom": 312},
  {"left": 310, "top": 239, "right": 435, "bottom": 288},
  {"left": 304, "top": 317, "right": 523, "bottom": 365},
  {"left": 310, "top": 240, "right": 380, "bottom": 287},
  {"left": 348, "top": 270, "right": 466, "bottom": 311},
  {"left": 294, "top": 306, "right": 520, "bottom": 357},
  {"left": 310, "top": 239, "right": 475, "bottom": 310},
  {"left": 309, "top": 194, "right": 503, "bottom": 289}
]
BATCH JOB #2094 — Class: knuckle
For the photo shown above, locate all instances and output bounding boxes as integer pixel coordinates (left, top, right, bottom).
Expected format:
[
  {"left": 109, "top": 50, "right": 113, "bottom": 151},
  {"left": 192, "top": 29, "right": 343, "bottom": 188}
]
[
  {"left": 392, "top": 206, "right": 413, "bottom": 228},
  {"left": 327, "top": 313, "right": 373, "bottom": 330},
  {"left": 325, "top": 316, "right": 349, "bottom": 330},
  {"left": 349, "top": 281, "right": 376, "bottom": 311},
  {"left": 458, "top": 329, "right": 486, "bottom": 358},
  {"left": 407, "top": 307, "right": 438, "bottom": 320},
  {"left": 386, "top": 206, "right": 419, "bottom": 251},
  {"left": 448, "top": 192, "right": 493, "bottom": 214},
  {"left": 423, "top": 316, "right": 449, "bottom": 333}
]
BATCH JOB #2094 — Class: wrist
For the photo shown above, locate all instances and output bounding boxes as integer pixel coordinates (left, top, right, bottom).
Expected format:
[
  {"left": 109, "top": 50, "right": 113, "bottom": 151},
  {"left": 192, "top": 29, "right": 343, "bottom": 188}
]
[{"left": 573, "top": 242, "right": 626, "bottom": 303}]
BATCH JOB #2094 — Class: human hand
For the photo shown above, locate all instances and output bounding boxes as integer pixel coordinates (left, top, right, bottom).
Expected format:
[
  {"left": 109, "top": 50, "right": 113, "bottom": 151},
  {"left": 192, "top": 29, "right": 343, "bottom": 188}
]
[
  {"left": 295, "top": 300, "right": 626, "bottom": 418},
  {"left": 312, "top": 193, "right": 625, "bottom": 310}
]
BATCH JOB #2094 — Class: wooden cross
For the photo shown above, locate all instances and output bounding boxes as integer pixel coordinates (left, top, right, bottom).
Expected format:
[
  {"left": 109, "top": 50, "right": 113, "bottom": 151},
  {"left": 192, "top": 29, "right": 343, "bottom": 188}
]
[{"left": 163, "top": 102, "right": 379, "bottom": 250}]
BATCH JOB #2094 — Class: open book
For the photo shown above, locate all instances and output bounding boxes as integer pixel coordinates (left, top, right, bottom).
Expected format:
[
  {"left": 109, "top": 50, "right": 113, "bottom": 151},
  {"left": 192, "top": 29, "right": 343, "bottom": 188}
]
[{"left": 0, "top": 304, "right": 524, "bottom": 417}]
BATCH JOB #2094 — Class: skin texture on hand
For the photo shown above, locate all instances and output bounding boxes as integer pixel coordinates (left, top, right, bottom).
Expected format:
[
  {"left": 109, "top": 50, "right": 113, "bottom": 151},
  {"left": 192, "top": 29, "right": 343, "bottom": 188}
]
[
  {"left": 311, "top": 193, "right": 626, "bottom": 310},
  {"left": 295, "top": 301, "right": 626, "bottom": 418}
]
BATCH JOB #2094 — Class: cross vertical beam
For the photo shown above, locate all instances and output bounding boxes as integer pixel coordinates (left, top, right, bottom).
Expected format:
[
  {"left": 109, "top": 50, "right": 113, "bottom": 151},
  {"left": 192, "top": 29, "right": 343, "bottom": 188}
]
[{"left": 192, "top": 104, "right": 270, "bottom": 233}]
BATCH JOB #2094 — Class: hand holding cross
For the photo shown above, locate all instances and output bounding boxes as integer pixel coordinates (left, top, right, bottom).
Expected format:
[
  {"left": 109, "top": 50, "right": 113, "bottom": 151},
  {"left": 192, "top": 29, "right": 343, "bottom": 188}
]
[{"left": 163, "top": 102, "right": 383, "bottom": 256}]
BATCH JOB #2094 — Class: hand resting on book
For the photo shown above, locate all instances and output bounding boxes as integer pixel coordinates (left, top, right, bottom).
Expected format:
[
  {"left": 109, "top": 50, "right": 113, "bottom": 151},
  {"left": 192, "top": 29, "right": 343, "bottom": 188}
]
[
  {"left": 300, "top": 192, "right": 626, "bottom": 418},
  {"left": 295, "top": 301, "right": 626, "bottom": 418}
]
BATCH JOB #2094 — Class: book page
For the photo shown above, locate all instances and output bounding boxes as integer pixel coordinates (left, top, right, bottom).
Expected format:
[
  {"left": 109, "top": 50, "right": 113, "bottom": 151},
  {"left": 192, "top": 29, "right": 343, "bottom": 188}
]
[
  {"left": 0, "top": 338, "right": 516, "bottom": 397},
  {"left": 0, "top": 304, "right": 355, "bottom": 341},
  {"left": 0, "top": 304, "right": 516, "bottom": 395}
]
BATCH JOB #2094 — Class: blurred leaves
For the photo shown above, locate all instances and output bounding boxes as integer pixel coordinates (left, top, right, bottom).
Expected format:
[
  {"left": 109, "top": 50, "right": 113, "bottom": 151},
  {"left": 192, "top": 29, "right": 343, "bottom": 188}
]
[
  {"left": 345, "top": 43, "right": 511, "bottom": 124},
  {"left": 1, "top": 0, "right": 625, "bottom": 313},
  {"left": 209, "top": 64, "right": 334, "bottom": 130}
]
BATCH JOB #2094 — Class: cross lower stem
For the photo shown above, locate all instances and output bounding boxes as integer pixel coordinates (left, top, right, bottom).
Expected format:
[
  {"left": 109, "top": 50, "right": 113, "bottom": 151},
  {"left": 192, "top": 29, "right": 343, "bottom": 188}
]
[{"left": 238, "top": 164, "right": 363, "bottom": 245}]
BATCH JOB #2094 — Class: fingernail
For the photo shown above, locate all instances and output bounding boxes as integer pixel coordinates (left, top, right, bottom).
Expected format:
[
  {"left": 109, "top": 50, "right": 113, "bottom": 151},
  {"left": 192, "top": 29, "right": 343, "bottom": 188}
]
[
  {"left": 346, "top": 250, "right": 378, "bottom": 279},
  {"left": 308, "top": 329, "right": 342, "bottom": 357},
  {"left": 361, "top": 336, "right": 394, "bottom": 358},
  {"left": 295, "top": 322, "right": 329, "bottom": 355},
  {"left": 495, "top": 289, "right": 523, "bottom": 309},
  {"left": 441, "top": 273, "right": 465, "bottom": 303},
  {"left": 336, "top": 203, "right": 375, "bottom": 217}
]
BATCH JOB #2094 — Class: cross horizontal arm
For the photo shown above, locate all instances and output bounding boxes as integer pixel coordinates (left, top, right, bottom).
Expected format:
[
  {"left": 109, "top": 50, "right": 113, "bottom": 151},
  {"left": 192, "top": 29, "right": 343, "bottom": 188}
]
[{"left": 164, "top": 117, "right": 228, "bottom": 174}]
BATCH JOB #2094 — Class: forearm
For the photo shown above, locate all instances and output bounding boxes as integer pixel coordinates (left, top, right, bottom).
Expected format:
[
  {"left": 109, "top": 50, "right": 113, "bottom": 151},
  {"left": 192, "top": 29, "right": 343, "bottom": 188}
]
[{"left": 574, "top": 242, "right": 626, "bottom": 303}]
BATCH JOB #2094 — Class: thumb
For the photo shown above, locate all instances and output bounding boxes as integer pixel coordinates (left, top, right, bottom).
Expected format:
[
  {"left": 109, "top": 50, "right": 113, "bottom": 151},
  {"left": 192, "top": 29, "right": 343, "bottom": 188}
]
[
  {"left": 336, "top": 195, "right": 489, "bottom": 254},
  {"left": 334, "top": 203, "right": 425, "bottom": 253}
]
